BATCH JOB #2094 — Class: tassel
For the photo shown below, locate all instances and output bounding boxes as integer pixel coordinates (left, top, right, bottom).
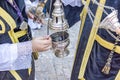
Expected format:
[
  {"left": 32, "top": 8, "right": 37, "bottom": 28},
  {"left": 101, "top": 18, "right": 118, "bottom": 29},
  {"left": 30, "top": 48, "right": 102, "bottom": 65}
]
[
  {"left": 32, "top": 52, "right": 39, "bottom": 60},
  {"left": 102, "top": 51, "right": 114, "bottom": 74},
  {"left": 102, "top": 35, "right": 119, "bottom": 74},
  {"left": 79, "top": 78, "right": 85, "bottom": 80},
  {"left": 102, "top": 62, "right": 111, "bottom": 74}
]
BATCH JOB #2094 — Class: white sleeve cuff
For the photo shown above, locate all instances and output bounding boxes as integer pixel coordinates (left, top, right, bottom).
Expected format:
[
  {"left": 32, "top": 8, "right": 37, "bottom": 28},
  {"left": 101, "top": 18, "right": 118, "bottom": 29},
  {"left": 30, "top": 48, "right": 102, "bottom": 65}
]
[{"left": 0, "top": 41, "right": 32, "bottom": 71}]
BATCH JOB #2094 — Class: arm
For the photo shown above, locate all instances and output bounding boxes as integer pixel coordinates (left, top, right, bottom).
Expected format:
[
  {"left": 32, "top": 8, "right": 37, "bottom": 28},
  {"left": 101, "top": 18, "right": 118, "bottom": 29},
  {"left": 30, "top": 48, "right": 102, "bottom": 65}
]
[{"left": 0, "top": 36, "right": 52, "bottom": 71}]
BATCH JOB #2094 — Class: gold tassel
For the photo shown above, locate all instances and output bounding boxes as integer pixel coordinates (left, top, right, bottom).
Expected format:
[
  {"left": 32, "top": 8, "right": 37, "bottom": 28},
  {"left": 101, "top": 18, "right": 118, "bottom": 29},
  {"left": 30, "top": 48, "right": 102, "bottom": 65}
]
[
  {"left": 102, "top": 35, "right": 119, "bottom": 75},
  {"left": 102, "top": 51, "right": 114, "bottom": 74},
  {"left": 32, "top": 52, "right": 39, "bottom": 60},
  {"left": 102, "top": 62, "right": 111, "bottom": 74},
  {"left": 79, "top": 78, "right": 85, "bottom": 80}
]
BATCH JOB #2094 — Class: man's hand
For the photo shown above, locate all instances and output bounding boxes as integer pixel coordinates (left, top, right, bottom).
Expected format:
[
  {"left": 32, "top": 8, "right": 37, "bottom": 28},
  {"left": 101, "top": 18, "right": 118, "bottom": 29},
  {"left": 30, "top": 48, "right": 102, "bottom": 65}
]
[{"left": 32, "top": 36, "right": 52, "bottom": 52}]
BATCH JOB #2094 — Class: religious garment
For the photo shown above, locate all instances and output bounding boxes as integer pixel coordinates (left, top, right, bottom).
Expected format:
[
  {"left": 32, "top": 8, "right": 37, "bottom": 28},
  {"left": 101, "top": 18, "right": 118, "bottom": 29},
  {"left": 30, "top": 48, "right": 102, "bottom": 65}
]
[
  {"left": 71, "top": 0, "right": 120, "bottom": 80},
  {"left": 0, "top": 0, "right": 35, "bottom": 80}
]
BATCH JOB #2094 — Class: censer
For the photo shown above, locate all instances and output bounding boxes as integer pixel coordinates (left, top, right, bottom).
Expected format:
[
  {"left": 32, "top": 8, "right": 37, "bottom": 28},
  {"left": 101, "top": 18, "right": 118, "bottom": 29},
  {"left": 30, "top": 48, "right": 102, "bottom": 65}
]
[
  {"left": 99, "top": 10, "right": 120, "bottom": 41},
  {"left": 28, "top": 0, "right": 47, "bottom": 22},
  {"left": 50, "top": 31, "right": 70, "bottom": 58},
  {"left": 48, "top": 0, "right": 70, "bottom": 58}
]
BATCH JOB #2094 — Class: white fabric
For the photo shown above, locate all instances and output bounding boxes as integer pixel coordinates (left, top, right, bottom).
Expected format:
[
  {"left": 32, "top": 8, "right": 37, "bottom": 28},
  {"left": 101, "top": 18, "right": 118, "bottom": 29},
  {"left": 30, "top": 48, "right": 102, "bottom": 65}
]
[
  {"left": 28, "top": 19, "right": 42, "bottom": 29},
  {"left": 61, "top": 0, "right": 83, "bottom": 7},
  {"left": 24, "top": 0, "right": 39, "bottom": 12},
  {"left": 0, "top": 41, "right": 32, "bottom": 71},
  {"left": 24, "top": 0, "right": 33, "bottom": 12}
]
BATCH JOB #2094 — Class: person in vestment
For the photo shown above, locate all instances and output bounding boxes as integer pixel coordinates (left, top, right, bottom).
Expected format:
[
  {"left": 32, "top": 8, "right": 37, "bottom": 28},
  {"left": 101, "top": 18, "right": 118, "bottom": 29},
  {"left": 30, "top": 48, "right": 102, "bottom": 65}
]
[
  {"left": 0, "top": 0, "right": 51, "bottom": 80},
  {"left": 71, "top": 0, "right": 120, "bottom": 80}
]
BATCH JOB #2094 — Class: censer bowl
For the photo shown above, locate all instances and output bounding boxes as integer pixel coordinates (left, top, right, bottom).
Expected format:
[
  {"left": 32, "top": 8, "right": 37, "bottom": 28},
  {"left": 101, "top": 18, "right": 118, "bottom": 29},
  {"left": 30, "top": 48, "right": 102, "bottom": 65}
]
[{"left": 50, "top": 31, "right": 70, "bottom": 58}]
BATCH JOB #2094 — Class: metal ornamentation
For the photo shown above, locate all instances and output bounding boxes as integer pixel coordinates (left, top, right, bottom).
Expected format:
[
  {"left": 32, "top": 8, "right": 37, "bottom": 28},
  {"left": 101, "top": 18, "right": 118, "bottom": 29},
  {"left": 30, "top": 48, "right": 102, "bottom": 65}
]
[
  {"left": 49, "top": 0, "right": 69, "bottom": 30},
  {"left": 35, "top": 2, "right": 46, "bottom": 20},
  {"left": 50, "top": 31, "right": 70, "bottom": 58},
  {"left": 29, "top": 1, "right": 46, "bottom": 22},
  {"left": 99, "top": 10, "right": 120, "bottom": 74},
  {"left": 49, "top": 0, "right": 70, "bottom": 58},
  {"left": 99, "top": 10, "right": 120, "bottom": 41}
]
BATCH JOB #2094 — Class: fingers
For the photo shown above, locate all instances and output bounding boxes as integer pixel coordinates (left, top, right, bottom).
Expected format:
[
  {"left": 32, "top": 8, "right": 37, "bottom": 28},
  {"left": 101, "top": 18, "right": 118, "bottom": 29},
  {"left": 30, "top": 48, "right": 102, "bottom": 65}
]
[
  {"left": 27, "top": 12, "right": 35, "bottom": 19},
  {"left": 32, "top": 36, "right": 52, "bottom": 52},
  {"left": 35, "top": 44, "right": 52, "bottom": 52},
  {"left": 38, "top": 35, "right": 50, "bottom": 40},
  {"left": 115, "top": 27, "right": 120, "bottom": 34},
  {"left": 36, "top": 36, "right": 52, "bottom": 45},
  {"left": 27, "top": 12, "right": 43, "bottom": 24}
]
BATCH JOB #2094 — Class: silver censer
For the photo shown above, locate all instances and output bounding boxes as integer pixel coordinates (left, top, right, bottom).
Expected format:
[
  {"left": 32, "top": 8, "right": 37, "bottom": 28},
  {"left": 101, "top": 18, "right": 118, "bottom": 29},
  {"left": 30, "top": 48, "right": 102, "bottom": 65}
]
[{"left": 49, "top": 0, "right": 70, "bottom": 58}]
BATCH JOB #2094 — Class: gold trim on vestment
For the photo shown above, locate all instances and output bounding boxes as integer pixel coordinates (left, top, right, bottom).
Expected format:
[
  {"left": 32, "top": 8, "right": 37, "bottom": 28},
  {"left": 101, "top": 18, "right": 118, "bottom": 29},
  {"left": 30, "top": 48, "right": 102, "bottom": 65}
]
[
  {"left": 78, "top": 0, "right": 106, "bottom": 79},
  {"left": 115, "top": 70, "right": 120, "bottom": 80},
  {"left": 0, "top": 20, "right": 5, "bottom": 33},
  {"left": 95, "top": 35, "right": 120, "bottom": 54},
  {"left": 0, "top": 7, "right": 16, "bottom": 30}
]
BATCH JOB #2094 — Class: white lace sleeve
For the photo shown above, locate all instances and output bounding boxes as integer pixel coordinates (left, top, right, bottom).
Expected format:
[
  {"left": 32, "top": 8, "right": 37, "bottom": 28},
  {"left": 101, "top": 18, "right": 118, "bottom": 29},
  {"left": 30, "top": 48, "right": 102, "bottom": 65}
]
[{"left": 0, "top": 41, "right": 32, "bottom": 71}]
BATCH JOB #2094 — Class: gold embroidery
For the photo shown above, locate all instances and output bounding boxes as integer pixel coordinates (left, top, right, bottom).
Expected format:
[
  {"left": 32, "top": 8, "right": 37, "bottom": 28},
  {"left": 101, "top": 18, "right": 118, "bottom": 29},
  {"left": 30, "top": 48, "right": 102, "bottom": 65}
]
[
  {"left": 0, "top": 7, "right": 16, "bottom": 31},
  {"left": 0, "top": 20, "right": 5, "bottom": 34},
  {"left": 115, "top": 70, "right": 120, "bottom": 80}
]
